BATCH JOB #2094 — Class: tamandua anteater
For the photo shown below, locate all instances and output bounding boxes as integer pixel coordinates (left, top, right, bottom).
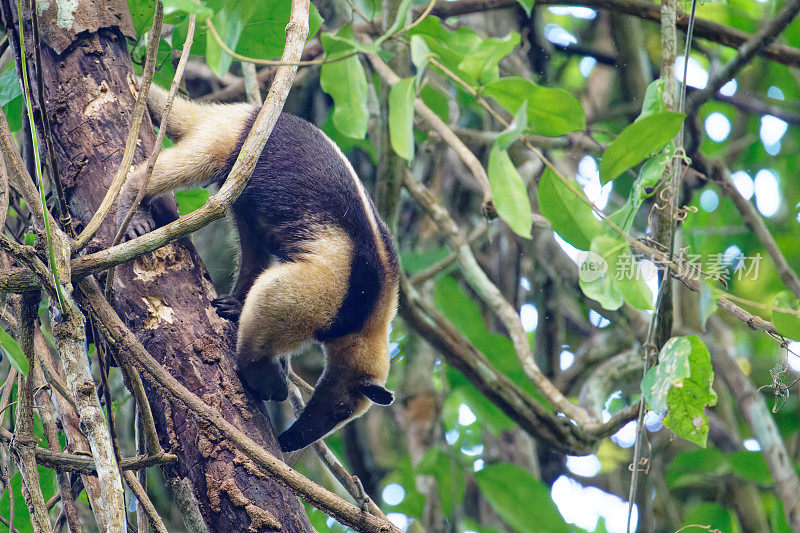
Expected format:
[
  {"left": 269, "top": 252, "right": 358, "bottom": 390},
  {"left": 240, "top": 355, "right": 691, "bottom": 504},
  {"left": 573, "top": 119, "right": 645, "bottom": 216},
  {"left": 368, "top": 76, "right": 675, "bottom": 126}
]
[{"left": 117, "top": 83, "right": 399, "bottom": 453}]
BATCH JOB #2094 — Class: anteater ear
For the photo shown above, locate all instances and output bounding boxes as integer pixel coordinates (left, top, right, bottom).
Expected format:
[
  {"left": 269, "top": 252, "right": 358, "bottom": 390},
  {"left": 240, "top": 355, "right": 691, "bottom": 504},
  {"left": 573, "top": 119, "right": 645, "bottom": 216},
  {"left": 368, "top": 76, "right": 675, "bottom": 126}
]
[{"left": 357, "top": 382, "right": 394, "bottom": 405}]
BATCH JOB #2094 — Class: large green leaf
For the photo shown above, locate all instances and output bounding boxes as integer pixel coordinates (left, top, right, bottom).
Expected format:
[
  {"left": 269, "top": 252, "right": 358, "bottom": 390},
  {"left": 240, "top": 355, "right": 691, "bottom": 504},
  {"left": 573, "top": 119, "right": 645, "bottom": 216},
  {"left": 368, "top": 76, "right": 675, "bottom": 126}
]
[
  {"left": 475, "top": 464, "right": 570, "bottom": 533},
  {"left": 320, "top": 26, "right": 369, "bottom": 139},
  {"left": 416, "top": 448, "right": 465, "bottom": 517},
  {"left": 409, "top": 17, "right": 518, "bottom": 85},
  {"left": 0, "top": 327, "right": 28, "bottom": 376},
  {"left": 488, "top": 103, "right": 532, "bottom": 238},
  {"left": 204, "top": 0, "right": 322, "bottom": 76},
  {"left": 665, "top": 448, "right": 728, "bottom": 488},
  {"left": 537, "top": 168, "right": 604, "bottom": 250},
  {"left": 388, "top": 77, "right": 416, "bottom": 161},
  {"left": 162, "top": 0, "right": 212, "bottom": 20},
  {"left": 175, "top": 188, "right": 210, "bottom": 216},
  {"left": 641, "top": 335, "right": 717, "bottom": 447},
  {"left": 773, "top": 291, "right": 800, "bottom": 341},
  {"left": 0, "top": 66, "right": 22, "bottom": 133},
  {"left": 607, "top": 142, "right": 673, "bottom": 232},
  {"left": 681, "top": 503, "right": 741, "bottom": 533},
  {"left": 458, "top": 33, "right": 519, "bottom": 84},
  {"left": 236, "top": 2, "right": 323, "bottom": 60},
  {"left": 599, "top": 111, "right": 685, "bottom": 183},
  {"left": 483, "top": 77, "right": 585, "bottom": 137},
  {"left": 728, "top": 451, "right": 772, "bottom": 486},
  {"left": 579, "top": 235, "right": 652, "bottom": 310},
  {"left": 126, "top": 0, "right": 157, "bottom": 35}
]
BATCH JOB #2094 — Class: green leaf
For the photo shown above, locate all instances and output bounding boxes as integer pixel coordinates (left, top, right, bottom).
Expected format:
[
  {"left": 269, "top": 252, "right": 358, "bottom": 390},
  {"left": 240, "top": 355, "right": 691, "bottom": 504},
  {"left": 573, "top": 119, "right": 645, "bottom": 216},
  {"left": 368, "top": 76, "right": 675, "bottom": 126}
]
[
  {"left": 126, "top": 0, "right": 157, "bottom": 35},
  {"left": 388, "top": 77, "right": 416, "bottom": 161},
  {"left": 400, "top": 246, "right": 450, "bottom": 274},
  {"left": 458, "top": 33, "right": 520, "bottom": 84},
  {"left": 483, "top": 77, "right": 585, "bottom": 137},
  {"left": 0, "top": 66, "right": 22, "bottom": 133},
  {"left": 666, "top": 448, "right": 728, "bottom": 488},
  {"left": 681, "top": 503, "right": 741, "bottom": 533},
  {"left": 0, "top": 327, "right": 28, "bottom": 376},
  {"left": 162, "top": 0, "right": 212, "bottom": 20},
  {"left": 410, "top": 35, "right": 434, "bottom": 87},
  {"left": 320, "top": 26, "right": 369, "bottom": 139},
  {"left": 375, "top": 0, "right": 414, "bottom": 45},
  {"left": 773, "top": 291, "right": 800, "bottom": 341},
  {"left": 537, "top": 168, "right": 604, "bottom": 250},
  {"left": 608, "top": 143, "right": 672, "bottom": 232},
  {"left": 488, "top": 103, "right": 532, "bottom": 238},
  {"left": 416, "top": 448, "right": 465, "bottom": 516},
  {"left": 409, "top": 18, "right": 517, "bottom": 85},
  {"left": 175, "top": 188, "right": 210, "bottom": 216},
  {"left": 728, "top": 451, "right": 772, "bottom": 486},
  {"left": 638, "top": 78, "right": 669, "bottom": 118},
  {"left": 580, "top": 235, "right": 653, "bottom": 309},
  {"left": 420, "top": 84, "right": 449, "bottom": 123},
  {"left": 475, "top": 464, "right": 570, "bottom": 533},
  {"left": 641, "top": 335, "right": 717, "bottom": 447},
  {"left": 599, "top": 111, "right": 684, "bottom": 183},
  {"left": 235, "top": 2, "right": 323, "bottom": 61},
  {"left": 204, "top": 0, "right": 322, "bottom": 76},
  {"left": 579, "top": 236, "right": 624, "bottom": 311},
  {"left": 516, "top": 0, "right": 535, "bottom": 15}
]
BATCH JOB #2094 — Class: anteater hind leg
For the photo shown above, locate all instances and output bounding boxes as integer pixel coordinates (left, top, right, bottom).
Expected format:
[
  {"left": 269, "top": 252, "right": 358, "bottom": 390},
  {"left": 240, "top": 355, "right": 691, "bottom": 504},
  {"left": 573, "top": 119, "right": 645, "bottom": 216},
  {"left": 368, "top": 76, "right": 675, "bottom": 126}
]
[{"left": 235, "top": 228, "right": 353, "bottom": 401}]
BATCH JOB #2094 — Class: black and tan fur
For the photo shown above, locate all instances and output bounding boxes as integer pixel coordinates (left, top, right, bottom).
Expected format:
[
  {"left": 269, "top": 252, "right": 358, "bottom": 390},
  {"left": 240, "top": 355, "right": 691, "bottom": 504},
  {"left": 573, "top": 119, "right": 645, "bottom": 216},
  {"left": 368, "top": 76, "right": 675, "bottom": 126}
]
[{"left": 118, "top": 84, "right": 399, "bottom": 453}]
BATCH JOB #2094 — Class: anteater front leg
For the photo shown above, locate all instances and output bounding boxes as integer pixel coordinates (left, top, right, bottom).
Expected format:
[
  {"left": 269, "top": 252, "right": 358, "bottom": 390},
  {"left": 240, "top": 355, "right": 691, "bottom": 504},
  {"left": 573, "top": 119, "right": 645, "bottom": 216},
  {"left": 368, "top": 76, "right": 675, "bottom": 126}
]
[{"left": 235, "top": 228, "right": 353, "bottom": 402}]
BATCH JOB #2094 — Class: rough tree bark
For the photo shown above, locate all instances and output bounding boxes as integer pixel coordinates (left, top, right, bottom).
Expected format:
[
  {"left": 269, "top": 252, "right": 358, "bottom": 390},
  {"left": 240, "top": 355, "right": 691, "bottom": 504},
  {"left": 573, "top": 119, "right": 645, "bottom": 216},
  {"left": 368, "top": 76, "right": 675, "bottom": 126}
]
[{"left": 0, "top": 1, "right": 312, "bottom": 530}]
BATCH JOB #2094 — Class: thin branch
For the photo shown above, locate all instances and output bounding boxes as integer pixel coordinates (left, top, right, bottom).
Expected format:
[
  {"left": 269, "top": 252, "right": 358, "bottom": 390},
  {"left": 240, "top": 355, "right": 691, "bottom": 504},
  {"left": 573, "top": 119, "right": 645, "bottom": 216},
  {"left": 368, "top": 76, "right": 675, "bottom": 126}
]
[
  {"left": 241, "top": 62, "right": 262, "bottom": 106},
  {"left": 122, "top": 470, "right": 168, "bottom": 533},
  {"left": 705, "top": 158, "right": 800, "bottom": 298},
  {"left": 686, "top": 0, "right": 800, "bottom": 113},
  {"left": 0, "top": 428, "right": 178, "bottom": 473},
  {"left": 33, "top": 363, "right": 82, "bottom": 533},
  {"left": 72, "top": 1, "right": 163, "bottom": 251},
  {"left": 30, "top": 0, "right": 72, "bottom": 236},
  {"left": 287, "top": 379, "right": 387, "bottom": 518},
  {"left": 400, "top": 276, "right": 601, "bottom": 452},
  {"left": 423, "top": 0, "right": 800, "bottom": 68},
  {"left": 205, "top": 18, "right": 324, "bottom": 66},
  {"left": 11, "top": 292, "right": 50, "bottom": 533},
  {"left": 111, "top": 12, "right": 196, "bottom": 250},
  {"left": 367, "top": 52, "right": 495, "bottom": 213},
  {"left": 198, "top": 42, "right": 321, "bottom": 103}
]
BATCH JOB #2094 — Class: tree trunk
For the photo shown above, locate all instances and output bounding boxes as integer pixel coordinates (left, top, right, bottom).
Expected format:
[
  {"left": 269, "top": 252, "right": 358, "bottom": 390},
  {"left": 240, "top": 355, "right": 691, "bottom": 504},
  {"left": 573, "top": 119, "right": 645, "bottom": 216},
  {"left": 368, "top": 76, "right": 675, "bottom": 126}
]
[{"left": 0, "top": 1, "right": 312, "bottom": 530}]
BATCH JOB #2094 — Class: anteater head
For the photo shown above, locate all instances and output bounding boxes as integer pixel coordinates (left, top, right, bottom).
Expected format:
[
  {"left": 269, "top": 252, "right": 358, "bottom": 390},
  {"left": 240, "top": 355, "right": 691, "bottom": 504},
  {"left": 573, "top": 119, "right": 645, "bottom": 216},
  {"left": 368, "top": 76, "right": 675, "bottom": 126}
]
[{"left": 277, "top": 371, "right": 393, "bottom": 453}]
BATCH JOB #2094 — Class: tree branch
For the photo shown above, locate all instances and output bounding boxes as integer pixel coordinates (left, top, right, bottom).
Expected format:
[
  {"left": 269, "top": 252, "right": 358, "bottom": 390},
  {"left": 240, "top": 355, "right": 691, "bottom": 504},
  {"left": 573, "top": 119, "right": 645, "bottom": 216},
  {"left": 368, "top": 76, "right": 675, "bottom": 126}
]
[
  {"left": 424, "top": 0, "right": 800, "bottom": 68},
  {"left": 703, "top": 157, "right": 800, "bottom": 299},
  {"left": 686, "top": 0, "right": 800, "bottom": 113}
]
